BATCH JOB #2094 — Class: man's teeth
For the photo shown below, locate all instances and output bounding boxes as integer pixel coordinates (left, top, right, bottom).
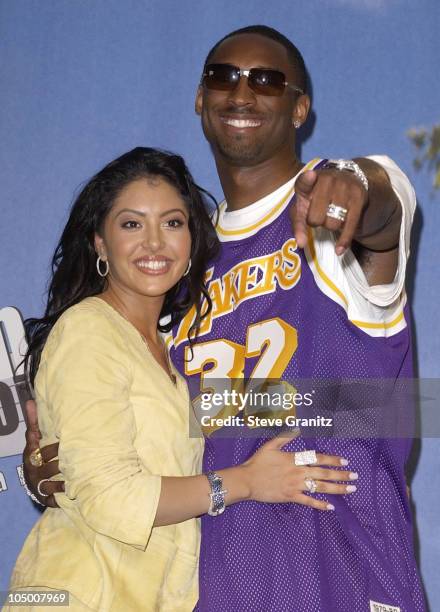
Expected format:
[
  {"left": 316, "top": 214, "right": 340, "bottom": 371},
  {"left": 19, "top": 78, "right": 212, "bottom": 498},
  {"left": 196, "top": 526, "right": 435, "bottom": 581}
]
[
  {"left": 136, "top": 260, "right": 168, "bottom": 270},
  {"left": 224, "top": 118, "right": 261, "bottom": 128}
]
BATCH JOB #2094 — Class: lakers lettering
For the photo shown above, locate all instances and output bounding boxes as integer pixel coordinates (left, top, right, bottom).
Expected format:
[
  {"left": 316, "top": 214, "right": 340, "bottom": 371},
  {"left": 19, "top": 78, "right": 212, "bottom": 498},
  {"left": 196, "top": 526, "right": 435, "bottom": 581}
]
[{"left": 174, "top": 238, "right": 301, "bottom": 347}]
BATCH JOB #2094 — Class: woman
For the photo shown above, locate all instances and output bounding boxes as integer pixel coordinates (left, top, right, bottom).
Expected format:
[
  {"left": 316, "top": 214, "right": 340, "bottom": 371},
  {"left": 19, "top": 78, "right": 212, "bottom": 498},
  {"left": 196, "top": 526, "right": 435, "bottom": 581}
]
[{"left": 7, "top": 148, "right": 355, "bottom": 611}]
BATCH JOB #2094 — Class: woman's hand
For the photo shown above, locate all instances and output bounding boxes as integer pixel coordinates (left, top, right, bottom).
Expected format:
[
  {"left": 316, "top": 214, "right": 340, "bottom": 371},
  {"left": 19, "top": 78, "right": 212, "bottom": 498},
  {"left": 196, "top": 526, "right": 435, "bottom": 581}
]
[{"left": 240, "top": 433, "right": 358, "bottom": 511}]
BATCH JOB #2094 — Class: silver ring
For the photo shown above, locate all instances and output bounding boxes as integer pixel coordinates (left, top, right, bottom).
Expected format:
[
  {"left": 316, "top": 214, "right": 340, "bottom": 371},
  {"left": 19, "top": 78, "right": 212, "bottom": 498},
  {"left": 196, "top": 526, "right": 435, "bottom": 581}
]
[
  {"left": 304, "top": 477, "right": 318, "bottom": 494},
  {"left": 294, "top": 450, "right": 318, "bottom": 466},
  {"left": 326, "top": 203, "right": 348, "bottom": 222},
  {"left": 37, "top": 478, "right": 51, "bottom": 498}
]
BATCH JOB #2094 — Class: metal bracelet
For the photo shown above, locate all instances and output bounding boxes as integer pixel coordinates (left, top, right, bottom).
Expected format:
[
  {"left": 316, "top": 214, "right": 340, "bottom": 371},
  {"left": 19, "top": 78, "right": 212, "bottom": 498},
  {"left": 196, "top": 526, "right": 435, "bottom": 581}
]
[
  {"left": 17, "top": 464, "right": 45, "bottom": 507},
  {"left": 206, "top": 471, "right": 228, "bottom": 516},
  {"left": 323, "top": 158, "right": 369, "bottom": 192}
]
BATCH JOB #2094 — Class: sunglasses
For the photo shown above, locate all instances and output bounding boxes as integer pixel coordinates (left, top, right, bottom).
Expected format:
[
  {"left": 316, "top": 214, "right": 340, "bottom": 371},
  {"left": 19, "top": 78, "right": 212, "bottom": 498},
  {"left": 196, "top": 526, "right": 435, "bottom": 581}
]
[{"left": 202, "top": 63, "right": 304, "bottom": 97}]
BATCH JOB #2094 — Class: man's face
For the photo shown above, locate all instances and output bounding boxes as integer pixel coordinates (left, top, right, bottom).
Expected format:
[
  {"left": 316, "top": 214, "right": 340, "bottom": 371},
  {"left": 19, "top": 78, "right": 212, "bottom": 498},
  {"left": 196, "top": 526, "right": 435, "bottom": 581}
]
[{"left": 195, "top": 33, "right": 309, "bottom": 167}]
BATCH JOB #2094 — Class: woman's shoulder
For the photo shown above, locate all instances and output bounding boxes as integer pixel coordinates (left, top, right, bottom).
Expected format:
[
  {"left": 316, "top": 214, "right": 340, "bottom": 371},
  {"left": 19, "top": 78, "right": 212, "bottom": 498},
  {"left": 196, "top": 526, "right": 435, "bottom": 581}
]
[
  {"left": 36, "top": 298, "right": 133, "bottom": 393},
  {"left": 54, "top": 297, "right": 117, "bottom": 332},
  {"left": 43, "top": 297, "right": 126, "bottom": 355}
]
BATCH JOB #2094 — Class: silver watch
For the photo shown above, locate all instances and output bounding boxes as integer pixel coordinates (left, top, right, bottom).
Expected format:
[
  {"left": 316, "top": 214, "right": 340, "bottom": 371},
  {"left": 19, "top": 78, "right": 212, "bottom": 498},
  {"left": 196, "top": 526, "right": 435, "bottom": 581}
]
[
  {"left": 206, "top": 471, "right": 228, "bottom": 516},
  {"left": 323, "top": 158, "right": 369, "bottom": 192}
]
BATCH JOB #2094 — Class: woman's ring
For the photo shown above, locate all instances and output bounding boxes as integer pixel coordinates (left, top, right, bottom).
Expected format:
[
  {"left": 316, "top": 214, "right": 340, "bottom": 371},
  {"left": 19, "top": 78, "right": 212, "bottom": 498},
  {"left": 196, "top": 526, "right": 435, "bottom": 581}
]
[
  {"left": 304, "top": 477, "right": 318, "bottom": 494},
  {"left": 294, "top": 450, "right": 317, "bottom": 466}
]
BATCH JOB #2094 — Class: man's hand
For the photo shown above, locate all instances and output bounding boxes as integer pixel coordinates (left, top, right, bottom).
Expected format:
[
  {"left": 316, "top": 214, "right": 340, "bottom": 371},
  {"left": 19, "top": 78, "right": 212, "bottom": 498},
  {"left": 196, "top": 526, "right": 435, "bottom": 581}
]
[
  {"left": 23, "top": 399, "right": 63, "bottom": 508},
  {"left": 291, "top": 159, "right": 402, "bottom": 285},
  {"left": 291, "top": 168, "right": 368, "bottom": 256}
]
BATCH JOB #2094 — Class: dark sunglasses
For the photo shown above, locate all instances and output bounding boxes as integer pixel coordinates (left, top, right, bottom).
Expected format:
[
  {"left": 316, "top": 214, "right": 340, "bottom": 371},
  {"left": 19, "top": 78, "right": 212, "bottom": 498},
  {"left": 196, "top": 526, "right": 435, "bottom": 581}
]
[{"left": 202, "top": 63, "right": 304, "bottom": 97}]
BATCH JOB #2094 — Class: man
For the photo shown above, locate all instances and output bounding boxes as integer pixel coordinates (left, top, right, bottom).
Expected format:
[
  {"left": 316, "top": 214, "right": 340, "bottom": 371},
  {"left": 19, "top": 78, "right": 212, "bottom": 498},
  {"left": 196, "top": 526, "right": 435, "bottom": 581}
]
[{"left": 24, "top": 25, "right": 424, "bottom": 612}]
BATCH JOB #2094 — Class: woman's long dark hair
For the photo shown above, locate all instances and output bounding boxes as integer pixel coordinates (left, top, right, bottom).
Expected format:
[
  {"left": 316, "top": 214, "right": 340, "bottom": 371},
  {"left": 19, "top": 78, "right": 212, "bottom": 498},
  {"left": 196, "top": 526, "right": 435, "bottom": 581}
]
[{"left": 25, "top": 147, "right": 220, "bottom": 385}]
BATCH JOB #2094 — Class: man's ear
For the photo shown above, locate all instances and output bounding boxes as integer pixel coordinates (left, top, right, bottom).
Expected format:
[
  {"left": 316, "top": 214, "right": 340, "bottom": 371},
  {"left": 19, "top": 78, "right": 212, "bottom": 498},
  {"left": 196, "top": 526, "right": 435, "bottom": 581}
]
[
  {"left": 292, "top": 94, "right": 311, "bottom": 128},
  {"left": 195, "top": 85, "right": 203, "bottom": 116}
]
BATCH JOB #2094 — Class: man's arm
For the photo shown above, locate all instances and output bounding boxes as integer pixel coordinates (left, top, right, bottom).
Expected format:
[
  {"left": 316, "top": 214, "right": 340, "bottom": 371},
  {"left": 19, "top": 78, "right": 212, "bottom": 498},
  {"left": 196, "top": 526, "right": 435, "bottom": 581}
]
[
  {"left": 351, "top": 157, "right": 401, "bottom": 252},
  {"left": 292, "top": 157, "right": 409, "bottom": 285},
  {"left": 23, "top": 399, "right": 62, "bottom": 508},
  {"left": 350, "top": 158, "right": 401, "bottom": 286}
]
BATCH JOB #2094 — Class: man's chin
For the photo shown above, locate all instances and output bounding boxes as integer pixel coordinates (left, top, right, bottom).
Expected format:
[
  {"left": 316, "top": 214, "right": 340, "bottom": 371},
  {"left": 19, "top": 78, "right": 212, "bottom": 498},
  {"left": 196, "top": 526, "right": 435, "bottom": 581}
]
[{"left": 215, "top": 140, "right": 265, "bottom": 166}]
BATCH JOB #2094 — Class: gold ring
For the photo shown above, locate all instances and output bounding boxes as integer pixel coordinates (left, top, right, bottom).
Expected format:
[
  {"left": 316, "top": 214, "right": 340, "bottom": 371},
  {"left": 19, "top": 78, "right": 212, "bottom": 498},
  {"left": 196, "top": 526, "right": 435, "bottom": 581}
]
[{"left": 29, "top": 447, "right": 44, "bottom": 468}]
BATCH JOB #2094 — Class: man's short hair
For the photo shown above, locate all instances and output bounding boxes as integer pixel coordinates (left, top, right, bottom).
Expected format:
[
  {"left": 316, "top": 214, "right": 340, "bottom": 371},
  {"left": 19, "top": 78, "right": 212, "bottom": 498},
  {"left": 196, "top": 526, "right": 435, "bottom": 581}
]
[{"left": 203, "top": 25, "right": 308, "bottom": 94}]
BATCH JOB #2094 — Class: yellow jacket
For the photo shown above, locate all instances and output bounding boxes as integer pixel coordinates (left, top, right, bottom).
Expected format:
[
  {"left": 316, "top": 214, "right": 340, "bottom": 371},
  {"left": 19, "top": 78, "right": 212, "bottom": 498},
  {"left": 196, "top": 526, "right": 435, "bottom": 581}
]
[{"left": 10, "top": 297, "right": 203, "bottom": 611}]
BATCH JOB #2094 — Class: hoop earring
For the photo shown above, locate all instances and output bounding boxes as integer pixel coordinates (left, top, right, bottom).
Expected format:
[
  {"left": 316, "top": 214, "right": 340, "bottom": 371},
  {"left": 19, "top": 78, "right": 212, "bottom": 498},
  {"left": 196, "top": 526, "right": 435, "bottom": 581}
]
[
  {"left": 183, "top": 259, "right": 191, "bottom": 277},
  {"left": 96, "top": 256, "right": 109, "bottom": 277}
]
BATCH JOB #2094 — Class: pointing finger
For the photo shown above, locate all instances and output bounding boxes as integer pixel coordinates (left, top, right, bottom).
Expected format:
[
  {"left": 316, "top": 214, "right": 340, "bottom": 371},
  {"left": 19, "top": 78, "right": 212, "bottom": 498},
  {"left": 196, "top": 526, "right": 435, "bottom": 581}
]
[{"left": 295, "top": 170, "right": 318, "bottom": 199}]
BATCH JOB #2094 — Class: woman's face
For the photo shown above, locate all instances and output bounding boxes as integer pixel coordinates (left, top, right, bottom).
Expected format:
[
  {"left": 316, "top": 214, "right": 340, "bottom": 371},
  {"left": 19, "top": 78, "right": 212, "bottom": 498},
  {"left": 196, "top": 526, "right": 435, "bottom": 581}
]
[{"left": 95, "top": 177, "right": 191, "bottom": 301}]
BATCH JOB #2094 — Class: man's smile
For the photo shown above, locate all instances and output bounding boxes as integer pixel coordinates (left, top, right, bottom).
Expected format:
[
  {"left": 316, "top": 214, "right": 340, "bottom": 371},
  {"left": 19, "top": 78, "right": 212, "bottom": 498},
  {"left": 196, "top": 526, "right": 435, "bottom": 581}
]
[{"left": 220, "top": 116, "right": 263, "bottom": 129}]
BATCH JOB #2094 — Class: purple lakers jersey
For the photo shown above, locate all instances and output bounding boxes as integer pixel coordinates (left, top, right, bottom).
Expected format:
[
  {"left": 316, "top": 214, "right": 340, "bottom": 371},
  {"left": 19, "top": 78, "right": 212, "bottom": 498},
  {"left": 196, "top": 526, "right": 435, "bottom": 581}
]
[{"left": 170, "top": 158, "right": 425, "bottom": 612}]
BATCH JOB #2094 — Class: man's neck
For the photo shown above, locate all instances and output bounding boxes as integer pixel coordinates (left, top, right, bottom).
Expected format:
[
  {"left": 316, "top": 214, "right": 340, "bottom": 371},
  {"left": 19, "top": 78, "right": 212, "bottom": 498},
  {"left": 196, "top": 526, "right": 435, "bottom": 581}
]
[{"left": 216, "top": 155, "right": 304, "bottom": 211}]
